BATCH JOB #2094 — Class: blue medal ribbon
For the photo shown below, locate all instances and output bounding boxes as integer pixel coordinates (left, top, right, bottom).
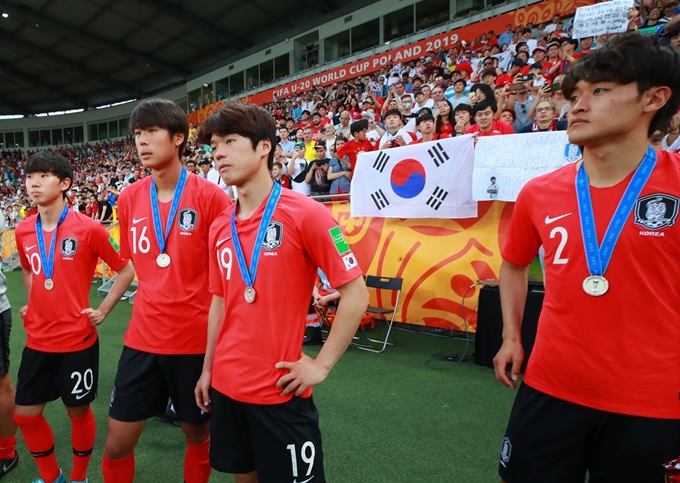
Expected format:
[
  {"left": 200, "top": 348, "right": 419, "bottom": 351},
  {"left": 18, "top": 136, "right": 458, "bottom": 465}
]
[
  {"left": 150, "top": 168, "right": 188, "bottom": 256},
  {"left": 231, "top": 182, "right": 282, "bottom": 289},
  {"left": 576, "top": 146, "right": 656, "bottom": 277},
  {"left": 35, "top": 205, "right": 69, "bottom": 281}
]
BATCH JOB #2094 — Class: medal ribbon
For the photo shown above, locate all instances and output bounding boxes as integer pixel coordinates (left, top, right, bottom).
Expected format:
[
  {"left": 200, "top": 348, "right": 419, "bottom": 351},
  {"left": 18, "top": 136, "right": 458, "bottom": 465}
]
[
  {"left": 576, "top": 146, "right": 656, "bottom": 276},
  {"left": 150, "top": 168, "right": 188, "bottom": 256},
  {"left": 231, "top": 182, "right": 282, "bottom": 289},
  {"left": 36, "top": 205, "right": 69, "bottom": 281}
]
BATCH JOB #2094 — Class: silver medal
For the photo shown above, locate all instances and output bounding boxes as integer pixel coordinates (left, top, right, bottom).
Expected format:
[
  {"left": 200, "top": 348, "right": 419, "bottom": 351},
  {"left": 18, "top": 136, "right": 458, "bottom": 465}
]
[
  {"left": 44, "top": 279, "right": 54, "bottom": 291},
  {"left": 156, "top": 253, "right": 171, "bottom": 268},
  {"left": 244, "top": 286, "right": 256, "bottom": 303},
  {"left": 582, "top": 275, "right": 609, "bottom": 296}
]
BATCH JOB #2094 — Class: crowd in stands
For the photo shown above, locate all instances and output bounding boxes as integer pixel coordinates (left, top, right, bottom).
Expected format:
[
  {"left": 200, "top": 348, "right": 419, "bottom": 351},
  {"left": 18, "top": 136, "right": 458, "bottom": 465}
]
[{"left": 3, "top": 2, "right": 680, "bottom": 221}]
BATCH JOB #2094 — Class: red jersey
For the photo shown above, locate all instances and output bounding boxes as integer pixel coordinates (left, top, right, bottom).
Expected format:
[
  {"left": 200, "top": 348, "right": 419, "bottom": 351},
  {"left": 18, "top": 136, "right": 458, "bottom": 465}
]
[
  {"left": 503, "top": 151, "right": 680, "bottom": 419},
  {"left": 496, "top": 73, "right": 515, "bottom": 87},
  {"left": 542, "top": 59, "right": 561, "bottom": 81},
  {"left": 208, "top": 189, "right": 363, "bottom": 405},
  {"left": 118, "top": 173, "right": 231, "bottom": 354},
  {"left": 16, "top": 210, "right": 127, "bottom": 352},
  {"left": 438, "top": 122, "right": 454, "bottom": 137},
  {"left": 335, "top": 139, "right": 376, "bottom": 176},
  {"left": 465, "top": 120, "right": 514, "bottom": 136}
]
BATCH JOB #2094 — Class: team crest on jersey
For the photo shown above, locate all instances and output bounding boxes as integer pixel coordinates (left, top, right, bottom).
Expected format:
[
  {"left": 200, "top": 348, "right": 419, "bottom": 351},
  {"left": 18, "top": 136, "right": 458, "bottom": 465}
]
[
  {"left": 177, "top": 208, "right": 198, "bottom": 231},
  {"left": 60, "top": 237, "right": 78, "bottom": 256},
  {"left": 633, "top": 193, "right": 679, "bottom": 230},
  {"left": 262, "top": 222, "right": 283, "bottom": 251}
]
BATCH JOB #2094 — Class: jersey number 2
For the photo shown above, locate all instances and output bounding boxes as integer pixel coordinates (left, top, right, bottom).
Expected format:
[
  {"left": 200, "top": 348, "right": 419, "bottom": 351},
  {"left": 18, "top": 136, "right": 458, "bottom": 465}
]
[{"left": 550, "top": 227, "right": 569, "bottom": 265}]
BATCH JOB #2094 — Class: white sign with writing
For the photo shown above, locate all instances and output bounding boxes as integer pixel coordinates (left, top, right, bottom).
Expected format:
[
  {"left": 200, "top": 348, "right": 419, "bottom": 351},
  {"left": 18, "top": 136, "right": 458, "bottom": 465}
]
[
  {"left": 473, "top": 132, "right": 578, "bottom": 202},
  {"left": 572, "top": 0, "right": 633, "bottom": 39},
  {"left": 470, "top": 50, "right": 514, "bottom": 73}
]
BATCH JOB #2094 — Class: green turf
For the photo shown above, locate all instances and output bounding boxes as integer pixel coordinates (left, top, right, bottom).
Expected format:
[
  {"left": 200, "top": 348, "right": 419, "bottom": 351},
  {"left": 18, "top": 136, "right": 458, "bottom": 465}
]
[{"left": 2, "top": 270, "right": 516, "bottom": 482}]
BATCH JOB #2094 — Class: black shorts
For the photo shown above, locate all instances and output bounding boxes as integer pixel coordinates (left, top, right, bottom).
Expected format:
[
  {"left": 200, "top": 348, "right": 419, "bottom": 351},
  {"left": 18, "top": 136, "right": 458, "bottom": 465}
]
[
  {"left": 15, "top": 339, "right": 99, "bottom": 407},
  {"left": 499, "top": 383, "right": 680, "bottom": 483},
  {"left": 0, "top": 308, "right": 11, "bottom": 377},
  {"left": 210, "top": 388, "right": 325, "bottom": 483},
  {"left": 108, "top": 346, "right": 209, "bottom": 426}
]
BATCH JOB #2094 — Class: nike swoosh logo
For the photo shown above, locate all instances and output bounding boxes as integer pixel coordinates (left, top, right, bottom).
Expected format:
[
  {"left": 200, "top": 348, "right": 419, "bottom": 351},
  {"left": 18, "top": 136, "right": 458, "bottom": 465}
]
[
  {"left": 25, "top": 244, "right": 36, "bottom": 251},
  {"left": 75, "top": 391, "right": 90, "bottom": 400},
  {"left": 544, "top": 213, "right": 572, "bottom": 224},
  {"left": 132, "top": 217, "right": 147, "bottom": 224},
  {"left": 293, "top": 477, "right": 314, "bottom": 483},
  {"left": 216, "top": 237, "right": 231, "bottom": 247}
]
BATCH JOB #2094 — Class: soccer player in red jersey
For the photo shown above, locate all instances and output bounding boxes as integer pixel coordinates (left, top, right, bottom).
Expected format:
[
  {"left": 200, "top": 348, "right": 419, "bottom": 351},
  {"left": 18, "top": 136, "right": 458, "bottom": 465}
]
[
  {"left": 194, "top": 103, "right": 369, "bottom": 483},
  {"left": 335, "top": 119, "right": 377, "bottom": 176},
  {"left": 493, "top": 33, "right": 680, "bottom": 483},
  {"left": 14, "top": 151, "right": 134, "bottom": 483},
  {"left": 102, "top": 98, "right": 231, "bottom": 483},
  {"left": 0, "top": 213, "right": 17, "bottom": 480}
]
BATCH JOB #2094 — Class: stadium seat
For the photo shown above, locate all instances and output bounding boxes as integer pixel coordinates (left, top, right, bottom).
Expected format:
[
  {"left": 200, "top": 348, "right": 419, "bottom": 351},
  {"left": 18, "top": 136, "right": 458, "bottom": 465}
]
[{"left": 352, "top": 275, "right": 403, "bottom": 353}]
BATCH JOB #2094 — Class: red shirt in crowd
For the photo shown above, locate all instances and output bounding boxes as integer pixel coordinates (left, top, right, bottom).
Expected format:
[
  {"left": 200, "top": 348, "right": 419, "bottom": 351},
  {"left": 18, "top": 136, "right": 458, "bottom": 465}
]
[
  {"left": 209, "top": 188, "right": 363, "bottom": 404},
  {"left": 465, "top": 120, "right": 514, "bottom": 136},
  {"left": 117, "top": 173, "right": 231, "bottom": 355},
  {"left": 16, "top": 210, "right": 127, "bottom": 352},
  {"left": 503, "top": 151, "right": 680, "bottom": 419},
  {"left": 336, "top": 139, "right": 377, "bottom": 176},
  {"left": 439, "top": 122, "right": 454, "bottom": 137}
]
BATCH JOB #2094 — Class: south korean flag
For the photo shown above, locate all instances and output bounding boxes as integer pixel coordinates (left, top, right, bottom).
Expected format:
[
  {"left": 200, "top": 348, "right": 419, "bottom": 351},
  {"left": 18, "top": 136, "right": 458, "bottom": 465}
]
[{"left": 350, "top": 135, "right": 477, "bottom": 219}]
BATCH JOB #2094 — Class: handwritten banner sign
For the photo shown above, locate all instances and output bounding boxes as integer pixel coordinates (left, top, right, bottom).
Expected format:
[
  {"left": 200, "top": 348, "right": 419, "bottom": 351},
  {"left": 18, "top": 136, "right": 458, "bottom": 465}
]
[
  {"left": 472, "top": 132, "right": 576, "bottom": 202},
  {"left": 572, "top": 0, "right": 633, "bottom": 39}
]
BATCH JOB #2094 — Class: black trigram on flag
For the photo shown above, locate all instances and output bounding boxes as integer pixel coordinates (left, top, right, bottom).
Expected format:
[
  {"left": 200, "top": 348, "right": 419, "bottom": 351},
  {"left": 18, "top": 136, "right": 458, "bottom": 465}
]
[
  {"left": 372, "top": 152, "right": 390, "bottom": 173},
  {"left": 428, "top": 142, "right": 449, "bottom": 167},
  {"left": 370, "top": 189, "right": 390, "bottom": 210},
  {"left": 426, "top": 186, "right": 449, "bottom": 210}
]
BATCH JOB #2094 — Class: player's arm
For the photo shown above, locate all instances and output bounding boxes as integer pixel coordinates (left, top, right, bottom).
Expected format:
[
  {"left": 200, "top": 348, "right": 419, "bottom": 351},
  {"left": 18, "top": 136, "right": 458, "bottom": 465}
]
[
  {"left": 493, "top": 261, "right": 530, "bottom": 390},
  {"left": 195, "top": 294, "right": 225, "bottom": 412},
  {"left": 276, "top": 276, "right": 368, "bottom": 396},
  {"left": 19, "top": 267, "right": 31, "bottom": 318},
  {"left": 83, "top": 262, "right": 135, "bottom": 326}
]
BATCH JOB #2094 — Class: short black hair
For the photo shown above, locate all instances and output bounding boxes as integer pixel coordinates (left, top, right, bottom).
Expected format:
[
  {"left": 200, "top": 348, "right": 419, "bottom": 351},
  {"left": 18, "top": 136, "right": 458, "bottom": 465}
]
[
  {"left": 25, "top": 151, "right": 73, "bottom": 199},
  {"left": 417, "top": 113, "right": 435, "bottom": 124},
  {"left": 453, "top": 103, "right": 473, "bottom": 116},
  {"left": 130, "top": 98, "right": 189, "bottom": 158},
  {"left": 562, "top": 33, "right": 680, "bottom": 136},
  {"left": 454, "top": 79, "right": 467, "bottom": 87},
  {"left": 350, "top": 119, "right": 369, "bottom": 135},
  {"left": 473, "top": 99, "right": 497, "bottom": 115},
  {"left": 384, "top": 109, "right": 403, "bottom": 120},
  {"left": 199, "top": 103, "right": 277, "bottom": 170}
]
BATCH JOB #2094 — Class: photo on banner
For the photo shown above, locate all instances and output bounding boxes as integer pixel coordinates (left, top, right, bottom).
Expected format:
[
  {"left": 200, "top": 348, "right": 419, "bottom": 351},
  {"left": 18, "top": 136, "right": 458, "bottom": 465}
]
[
  {"left": 572, "top": 0, "right": 634, "bottom": 39},
  {"left": 472, "top": 132, "right": 578, "bottom": 202}
]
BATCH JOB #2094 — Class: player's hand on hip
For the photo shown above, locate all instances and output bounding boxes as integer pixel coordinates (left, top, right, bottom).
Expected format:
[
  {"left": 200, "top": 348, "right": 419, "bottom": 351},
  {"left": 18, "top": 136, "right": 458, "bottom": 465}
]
[
  {"left": 275, "top": 354, "right": 330, "bottom": 397},
  {"left": 18, "top": 305, "right": 27, "bottom": 318},
  {"left": 493, "top": 339, "right": 524, "bottom": 389},
  {"left": 81, "top": 308, "right": 105, "bottom": 326},
  {"left": 195, "top": 370, "right": 212, "bottom": 413}
]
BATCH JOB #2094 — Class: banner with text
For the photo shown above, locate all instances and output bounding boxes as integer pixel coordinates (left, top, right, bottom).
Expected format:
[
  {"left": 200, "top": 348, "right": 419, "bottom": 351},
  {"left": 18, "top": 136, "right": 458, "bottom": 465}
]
[
  {"left": 472, "top": 131, "right": 580, "bottom": 202},
  {"left": 351, "top": 136, "right": 477, "bottom": 219},
  {"left": 572, "top": 0, "right": 633, "bottom": 39},
  {"left": 184, "top": 0, "right": 593, "bottom": 122}
]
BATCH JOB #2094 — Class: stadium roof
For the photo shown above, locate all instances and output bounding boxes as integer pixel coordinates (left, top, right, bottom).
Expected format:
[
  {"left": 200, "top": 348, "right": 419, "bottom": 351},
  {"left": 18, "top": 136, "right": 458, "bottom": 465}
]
[{"left": 0, "top": 0, "right": 378, "bottom": 116}]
